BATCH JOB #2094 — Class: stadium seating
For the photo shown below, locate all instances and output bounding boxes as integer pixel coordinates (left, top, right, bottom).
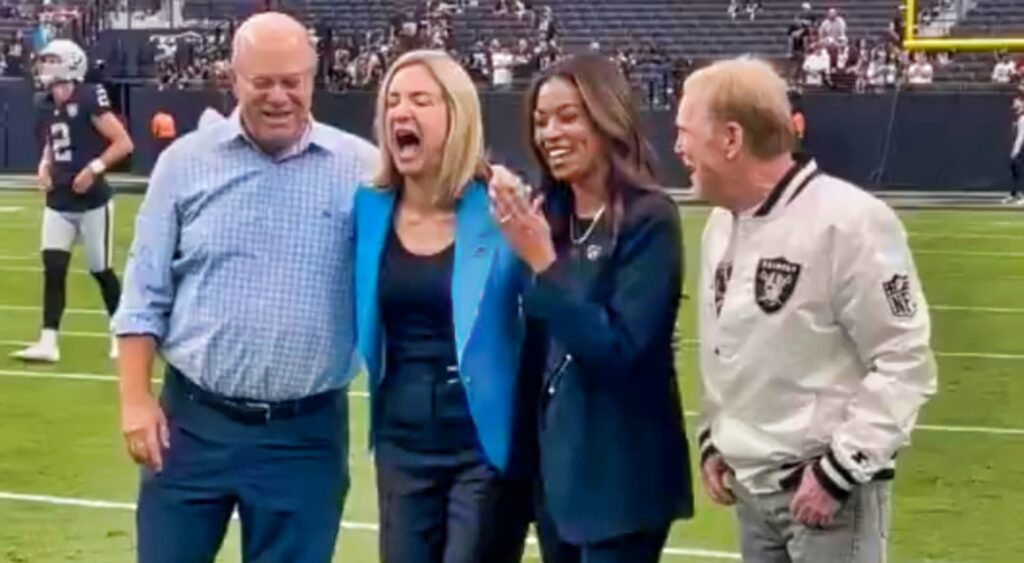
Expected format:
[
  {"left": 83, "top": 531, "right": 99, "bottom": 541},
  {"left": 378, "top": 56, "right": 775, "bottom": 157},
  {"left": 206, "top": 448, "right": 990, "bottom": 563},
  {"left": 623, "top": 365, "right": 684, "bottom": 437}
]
[
  {"left": 544, "top": 0, "right": 903, "bottom": 58},
  {"left": 179, "top": 1, "right": 906, "bottom": 59},
  {"left": 952, "top": 0, "right": 1024, "bottom": 36},
  {"left": 931, "top": 0, "right": 1024, "bottom": 84},
  {"left": 183, "top": 0, "right": 267, "bottom": 22},
  {"left": 449, "top": 3, "right": 536, "bottom": 50}
]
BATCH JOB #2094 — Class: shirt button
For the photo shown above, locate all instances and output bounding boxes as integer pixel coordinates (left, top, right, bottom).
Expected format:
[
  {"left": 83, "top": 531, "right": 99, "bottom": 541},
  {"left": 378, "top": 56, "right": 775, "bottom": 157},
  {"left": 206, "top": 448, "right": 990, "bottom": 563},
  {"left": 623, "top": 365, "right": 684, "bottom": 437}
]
[{"left": 714, "top": 347, "right": 721, "bottom": 356}]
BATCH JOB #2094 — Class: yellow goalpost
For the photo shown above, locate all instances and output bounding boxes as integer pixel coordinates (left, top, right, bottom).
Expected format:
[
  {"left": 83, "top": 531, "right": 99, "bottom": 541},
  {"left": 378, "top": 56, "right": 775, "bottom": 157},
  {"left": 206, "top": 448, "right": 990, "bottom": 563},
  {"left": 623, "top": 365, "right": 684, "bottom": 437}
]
[{"left": 904, "top": 0, "right": 1024, "bottom": 51}]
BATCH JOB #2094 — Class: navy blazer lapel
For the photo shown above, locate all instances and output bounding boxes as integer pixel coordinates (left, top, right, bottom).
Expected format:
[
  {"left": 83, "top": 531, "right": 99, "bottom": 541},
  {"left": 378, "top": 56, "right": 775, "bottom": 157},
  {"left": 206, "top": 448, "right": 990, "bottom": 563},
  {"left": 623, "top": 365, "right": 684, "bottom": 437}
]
[
  {"left": 452, "top": 182, "right": 498, "bottom": 363},
  {"left": 355, "top": 187, "right": 395, "bottom": 383}
]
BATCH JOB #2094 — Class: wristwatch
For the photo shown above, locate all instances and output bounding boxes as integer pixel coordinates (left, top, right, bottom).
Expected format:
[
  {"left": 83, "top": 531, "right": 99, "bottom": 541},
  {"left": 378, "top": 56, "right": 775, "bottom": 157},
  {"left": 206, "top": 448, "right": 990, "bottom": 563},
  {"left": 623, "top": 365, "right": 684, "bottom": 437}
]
[{"left": 89, "top": 159, "right": 107, "bottom": 175}]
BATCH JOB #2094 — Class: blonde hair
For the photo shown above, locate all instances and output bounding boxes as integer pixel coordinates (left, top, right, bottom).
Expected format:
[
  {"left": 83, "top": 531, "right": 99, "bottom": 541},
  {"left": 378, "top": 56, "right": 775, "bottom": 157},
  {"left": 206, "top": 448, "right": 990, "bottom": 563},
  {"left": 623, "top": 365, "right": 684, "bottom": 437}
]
[
  {"left": 683, "top": 57, "right": 795, "bottom": 160},
  {"left": 372, "top": 50, "right": 485, "bottom": 206}
]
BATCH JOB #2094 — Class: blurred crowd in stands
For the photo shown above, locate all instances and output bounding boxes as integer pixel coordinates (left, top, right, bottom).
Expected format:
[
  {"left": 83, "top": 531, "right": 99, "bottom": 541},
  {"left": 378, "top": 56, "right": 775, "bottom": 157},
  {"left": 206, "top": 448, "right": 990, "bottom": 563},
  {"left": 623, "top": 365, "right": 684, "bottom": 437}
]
[
  {"left": 0, "top": 0, "right": 105, "bottom": 79},
  {"left": 2, "top": 0, "right": 1020, "bottom": 104},
  {"left": 786, "top": 1, "right": 1023, "bottom": 92}
]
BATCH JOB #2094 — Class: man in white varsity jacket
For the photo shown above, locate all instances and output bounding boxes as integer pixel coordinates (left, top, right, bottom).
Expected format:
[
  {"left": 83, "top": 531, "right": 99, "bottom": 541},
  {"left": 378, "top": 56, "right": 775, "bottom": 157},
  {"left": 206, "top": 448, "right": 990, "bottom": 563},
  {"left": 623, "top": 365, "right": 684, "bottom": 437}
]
[{"left": 675, "top": 57, "right": 938, "bottom": 562}]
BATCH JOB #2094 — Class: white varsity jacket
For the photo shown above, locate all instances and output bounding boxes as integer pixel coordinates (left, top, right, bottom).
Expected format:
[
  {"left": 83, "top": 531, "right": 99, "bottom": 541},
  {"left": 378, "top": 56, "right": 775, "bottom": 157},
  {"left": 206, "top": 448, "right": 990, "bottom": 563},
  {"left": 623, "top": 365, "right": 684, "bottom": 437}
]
[{"left": 697, "top": 157, "right": 938, "bottom": 500}]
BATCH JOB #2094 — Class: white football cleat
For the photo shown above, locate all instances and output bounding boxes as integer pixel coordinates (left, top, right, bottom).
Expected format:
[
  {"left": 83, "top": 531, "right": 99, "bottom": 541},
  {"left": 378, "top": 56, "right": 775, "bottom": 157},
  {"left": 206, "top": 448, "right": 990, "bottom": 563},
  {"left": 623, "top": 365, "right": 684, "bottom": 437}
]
[{"left": 10, "top": 342, "right": 60, "bottom": 363}]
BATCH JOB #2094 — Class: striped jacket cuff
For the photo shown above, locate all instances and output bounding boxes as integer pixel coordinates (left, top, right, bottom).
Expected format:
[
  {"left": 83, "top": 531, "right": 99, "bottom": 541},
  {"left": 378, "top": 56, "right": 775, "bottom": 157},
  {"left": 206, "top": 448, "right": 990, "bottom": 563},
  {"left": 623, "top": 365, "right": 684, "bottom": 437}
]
[
  {"left": 698, "top": 428, "right": 719, "bottom": 465},
  {"left": 812, "top": 450, "right": 859, "bottom": 501}
]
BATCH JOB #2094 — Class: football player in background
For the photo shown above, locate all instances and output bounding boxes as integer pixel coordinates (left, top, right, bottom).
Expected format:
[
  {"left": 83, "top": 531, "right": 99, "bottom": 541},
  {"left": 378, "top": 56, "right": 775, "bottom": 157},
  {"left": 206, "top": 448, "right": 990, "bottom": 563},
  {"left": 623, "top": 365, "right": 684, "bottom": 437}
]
[{"left": 11, "top": 39, "right": 134, "bottom": 363}]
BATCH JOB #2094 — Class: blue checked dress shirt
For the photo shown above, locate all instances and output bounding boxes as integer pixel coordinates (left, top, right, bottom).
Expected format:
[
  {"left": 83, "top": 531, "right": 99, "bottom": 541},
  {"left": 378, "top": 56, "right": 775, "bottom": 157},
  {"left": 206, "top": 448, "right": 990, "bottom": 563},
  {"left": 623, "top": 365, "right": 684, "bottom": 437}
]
[{"left": 113, "top": 111, "right": 372, "bottom": 401}]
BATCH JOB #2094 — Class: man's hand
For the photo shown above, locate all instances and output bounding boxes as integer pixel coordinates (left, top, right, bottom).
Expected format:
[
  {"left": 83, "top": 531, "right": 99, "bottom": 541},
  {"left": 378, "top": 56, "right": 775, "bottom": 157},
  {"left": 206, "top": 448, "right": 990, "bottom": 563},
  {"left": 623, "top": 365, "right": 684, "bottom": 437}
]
[
  {"left": 700, "top": 452, "right": 736, "bottom": 506},
  {"left": 120, "top": 390, "right": 170, "bottom": 472},
  {"left": 72, "top": 167, "right": 97, "bottom": 194},
  {"left": 790, "top": 464, "right": 841, "bottom": 528},
  {"left": 38, "top": 163, "right": 52, "bottom": 192}
]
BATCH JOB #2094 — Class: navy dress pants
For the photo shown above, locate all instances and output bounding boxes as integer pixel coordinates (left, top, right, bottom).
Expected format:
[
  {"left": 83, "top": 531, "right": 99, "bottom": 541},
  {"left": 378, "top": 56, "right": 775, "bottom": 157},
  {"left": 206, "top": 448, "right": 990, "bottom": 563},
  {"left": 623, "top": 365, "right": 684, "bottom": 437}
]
[{"left": 136, "top": 367, "right": 349, "bottom": 563}]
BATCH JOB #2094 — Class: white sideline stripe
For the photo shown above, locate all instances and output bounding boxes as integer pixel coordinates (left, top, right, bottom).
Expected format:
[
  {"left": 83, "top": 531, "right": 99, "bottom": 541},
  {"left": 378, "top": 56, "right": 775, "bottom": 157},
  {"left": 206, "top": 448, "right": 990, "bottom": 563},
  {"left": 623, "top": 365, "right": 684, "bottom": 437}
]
[
  {"left": 0, "top": 369, "right": 1020, "bottom": 437},
  {"left": 0, "top": 491, "right": 741, "bottom": 559}
]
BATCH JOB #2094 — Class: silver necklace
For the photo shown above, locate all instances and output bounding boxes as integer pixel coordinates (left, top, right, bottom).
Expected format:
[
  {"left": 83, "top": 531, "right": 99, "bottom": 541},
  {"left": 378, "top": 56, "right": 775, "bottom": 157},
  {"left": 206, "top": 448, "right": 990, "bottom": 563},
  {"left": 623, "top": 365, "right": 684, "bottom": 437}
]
[{"left": 571, "top": 205, "right": 607, "bottom": 245}]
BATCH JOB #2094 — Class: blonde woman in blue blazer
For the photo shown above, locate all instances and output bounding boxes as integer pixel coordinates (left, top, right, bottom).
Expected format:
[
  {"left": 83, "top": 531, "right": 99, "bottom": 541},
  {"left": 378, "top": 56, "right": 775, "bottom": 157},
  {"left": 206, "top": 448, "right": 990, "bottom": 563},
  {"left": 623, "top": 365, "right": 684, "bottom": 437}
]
[{"left": 354, "top": 50, "right": 537, "bottom": 563}]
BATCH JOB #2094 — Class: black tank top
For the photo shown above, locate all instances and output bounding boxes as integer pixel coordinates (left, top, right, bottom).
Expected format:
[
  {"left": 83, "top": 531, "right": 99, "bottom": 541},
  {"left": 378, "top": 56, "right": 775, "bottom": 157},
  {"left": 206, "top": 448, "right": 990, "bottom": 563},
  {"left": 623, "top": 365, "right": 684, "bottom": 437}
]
[{"left": 376, "top": 226, "right": 476, "bottom": 453}]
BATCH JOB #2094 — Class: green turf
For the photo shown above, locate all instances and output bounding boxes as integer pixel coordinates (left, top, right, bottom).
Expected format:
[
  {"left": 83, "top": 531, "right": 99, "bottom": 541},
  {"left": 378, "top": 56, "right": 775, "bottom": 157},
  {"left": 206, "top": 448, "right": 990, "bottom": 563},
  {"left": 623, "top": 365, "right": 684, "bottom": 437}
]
[{"left": 1, "top": 193, "right": 1022, "bottom": 562}]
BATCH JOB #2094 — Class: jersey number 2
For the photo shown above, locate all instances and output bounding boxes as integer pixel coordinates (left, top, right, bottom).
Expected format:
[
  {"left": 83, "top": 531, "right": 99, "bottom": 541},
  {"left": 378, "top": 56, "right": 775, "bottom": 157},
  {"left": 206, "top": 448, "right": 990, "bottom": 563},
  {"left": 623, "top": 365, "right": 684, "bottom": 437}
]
[{"left": 50, "top": 122, "right": 72, "bottom": 163}]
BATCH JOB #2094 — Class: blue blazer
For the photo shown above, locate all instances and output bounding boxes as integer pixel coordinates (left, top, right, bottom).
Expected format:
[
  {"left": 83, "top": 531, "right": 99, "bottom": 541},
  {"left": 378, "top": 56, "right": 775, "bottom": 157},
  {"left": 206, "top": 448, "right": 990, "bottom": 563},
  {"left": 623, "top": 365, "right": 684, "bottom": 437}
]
[{"left": 354, "top": 181, "right": 528, "bottom": 472}]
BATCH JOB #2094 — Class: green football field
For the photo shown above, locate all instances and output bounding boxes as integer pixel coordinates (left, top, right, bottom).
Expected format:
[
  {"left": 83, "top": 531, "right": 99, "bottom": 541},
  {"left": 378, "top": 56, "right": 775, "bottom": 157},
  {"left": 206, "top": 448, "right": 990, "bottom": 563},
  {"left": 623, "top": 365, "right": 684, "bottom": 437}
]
[{"left": 1, "top": 190, "right": 1023, "bottom": 562}]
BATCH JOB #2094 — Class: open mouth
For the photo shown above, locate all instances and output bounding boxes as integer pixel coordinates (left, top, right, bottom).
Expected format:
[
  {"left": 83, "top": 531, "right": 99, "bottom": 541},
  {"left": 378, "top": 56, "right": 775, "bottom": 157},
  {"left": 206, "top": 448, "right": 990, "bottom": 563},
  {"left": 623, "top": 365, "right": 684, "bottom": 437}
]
[
  {"left": 263, "top": 110, "right": 292, "bottom": 123},
  {"left": 545, "top": 146, "right": 572, "bottom": 167},
  {"left": 393, "top": 129, "right": 422, "bottom": 159}
]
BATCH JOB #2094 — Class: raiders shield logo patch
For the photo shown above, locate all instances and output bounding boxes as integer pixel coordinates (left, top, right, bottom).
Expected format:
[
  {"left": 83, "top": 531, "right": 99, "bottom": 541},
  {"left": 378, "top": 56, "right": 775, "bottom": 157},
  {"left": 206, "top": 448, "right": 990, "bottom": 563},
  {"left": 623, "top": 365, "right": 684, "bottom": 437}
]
[
  {"left": 755, "top": 257, "right": 802, "bottom": 314},
  {"left": 883, "top": 274, "right": 917, "bottom": 318},
  {"left": 67, "top": 103, "right": 78, "bottom": 118}
]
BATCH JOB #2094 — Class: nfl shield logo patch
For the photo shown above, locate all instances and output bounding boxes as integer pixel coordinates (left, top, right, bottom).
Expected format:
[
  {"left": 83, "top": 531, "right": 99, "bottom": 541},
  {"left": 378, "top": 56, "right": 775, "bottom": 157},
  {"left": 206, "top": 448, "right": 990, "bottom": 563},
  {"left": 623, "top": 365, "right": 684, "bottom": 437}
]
[
  {"left": 883, "top": 274, "right": 917, "bottom": 318},
  {"left": 67, "top": 103, "right": 78, "bottom": 118},
  {"left": 755, "top": 257, "right": 802, "bottom": 314}
]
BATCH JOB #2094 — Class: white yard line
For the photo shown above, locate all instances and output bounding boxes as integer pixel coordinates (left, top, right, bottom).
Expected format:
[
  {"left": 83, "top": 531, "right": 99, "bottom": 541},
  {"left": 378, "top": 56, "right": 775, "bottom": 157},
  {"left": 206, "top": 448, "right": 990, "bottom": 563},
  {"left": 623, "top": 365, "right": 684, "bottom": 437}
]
[
  {"left": 915, "top": 424, "right": 1024, "bottom": 436},
  {"left": 0, "top": 304, "right": 106, "bottom": 315},
  {"left": 0, "top": 331, "right": 110, "bottom": 339},
  {"left": 914, "top": 250, "right": 1024, "bottom": 258},
  {"left": 0, "top": 490, "right": 740, "bottom": 559},
  {"left": 935, "top": 351, "right": 1024, "bottom": 360},
  {"left": 0, "top": 368, "right": 372, "bottom": 399},
  {"left": 0, "top": 265, "right": 96, "bottom": 274},
  {"left": 931, "top": 305, "right": 1024, "bottom": 314},
  {"left": 3, "top": 303, "right": 1024, "bottom": 318},
  {"left": 0, "top": 369, "right": 1018, "bottom": 436},
  {"left": 908, "top": 231, "right": 1024, "bottom": 240}
]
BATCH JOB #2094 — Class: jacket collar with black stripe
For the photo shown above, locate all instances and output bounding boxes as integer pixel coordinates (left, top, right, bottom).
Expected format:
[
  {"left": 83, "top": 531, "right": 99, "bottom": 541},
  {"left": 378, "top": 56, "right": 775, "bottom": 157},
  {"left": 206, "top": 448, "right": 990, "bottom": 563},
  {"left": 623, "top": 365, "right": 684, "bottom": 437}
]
[{"left": 746, "top": 153, "right": 820, "bottom": 220}]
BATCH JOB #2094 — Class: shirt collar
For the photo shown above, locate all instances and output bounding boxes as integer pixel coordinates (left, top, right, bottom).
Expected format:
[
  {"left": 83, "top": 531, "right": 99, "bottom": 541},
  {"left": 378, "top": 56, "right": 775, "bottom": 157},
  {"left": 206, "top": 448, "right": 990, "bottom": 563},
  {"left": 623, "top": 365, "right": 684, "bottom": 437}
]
[
  {"left": 220, "top": 109, "right": 338, "bottom": 159},
  {"left": 747, "top": 154, "right": 819, "bottom": 220}
]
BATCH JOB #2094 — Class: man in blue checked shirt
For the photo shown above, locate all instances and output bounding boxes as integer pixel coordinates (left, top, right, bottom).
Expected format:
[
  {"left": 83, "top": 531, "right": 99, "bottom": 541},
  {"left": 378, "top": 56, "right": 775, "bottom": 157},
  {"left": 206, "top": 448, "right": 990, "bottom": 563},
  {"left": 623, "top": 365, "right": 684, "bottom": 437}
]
[{"left": 112, "top": 12, "right": 375, "bottom": 563}]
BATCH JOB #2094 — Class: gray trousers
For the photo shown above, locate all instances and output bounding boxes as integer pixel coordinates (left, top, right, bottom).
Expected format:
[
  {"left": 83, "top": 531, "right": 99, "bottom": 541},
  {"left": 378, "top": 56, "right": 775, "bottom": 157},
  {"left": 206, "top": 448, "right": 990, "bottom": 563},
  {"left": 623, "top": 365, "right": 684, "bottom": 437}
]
[{"left": 732, "top": 478, "right": 890, "bottom": 563}]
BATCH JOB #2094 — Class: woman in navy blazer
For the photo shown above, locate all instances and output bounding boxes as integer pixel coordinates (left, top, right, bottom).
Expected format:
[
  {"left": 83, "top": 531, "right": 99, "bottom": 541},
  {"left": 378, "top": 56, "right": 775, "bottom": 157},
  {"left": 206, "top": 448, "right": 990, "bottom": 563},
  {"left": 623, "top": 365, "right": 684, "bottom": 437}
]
[
  {"left": 354, "top": 50, "right": 535, "bottom": 563},
  {"left": 489, "top": 54, "right": 695, "bottom": 562}
]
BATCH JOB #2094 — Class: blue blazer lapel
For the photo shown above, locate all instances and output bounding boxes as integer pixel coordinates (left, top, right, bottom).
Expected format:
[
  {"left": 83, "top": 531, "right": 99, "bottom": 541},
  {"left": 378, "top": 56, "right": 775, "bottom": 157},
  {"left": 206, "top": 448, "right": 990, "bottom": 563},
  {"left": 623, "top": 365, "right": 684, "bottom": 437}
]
[
  {"left": 453, "top": 182, "right": 498, "bottom": 364},
  {"left": 355, "top": 187, "right": 395, "bottom": 384}
]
